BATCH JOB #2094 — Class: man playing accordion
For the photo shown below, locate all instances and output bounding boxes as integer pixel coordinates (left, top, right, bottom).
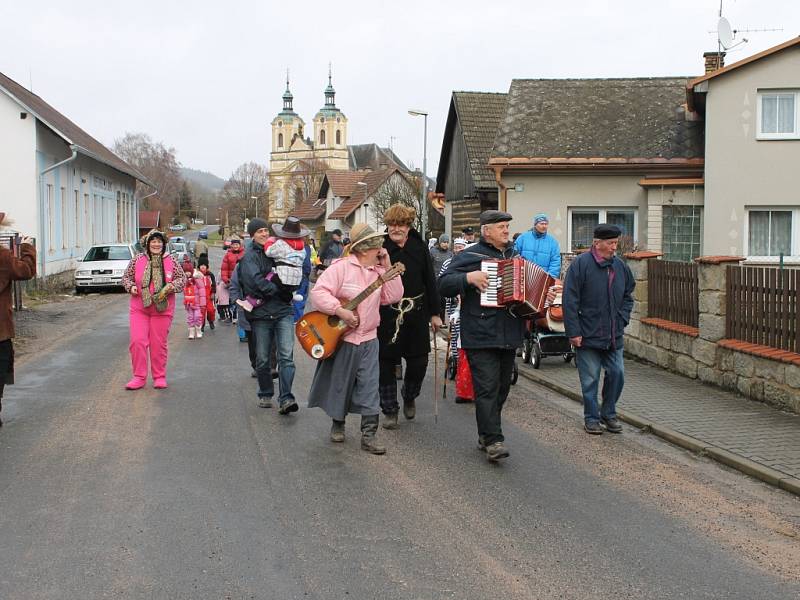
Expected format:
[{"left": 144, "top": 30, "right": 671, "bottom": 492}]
[{"left": 438, "top": 210, "right": 526, "bottom": 462}]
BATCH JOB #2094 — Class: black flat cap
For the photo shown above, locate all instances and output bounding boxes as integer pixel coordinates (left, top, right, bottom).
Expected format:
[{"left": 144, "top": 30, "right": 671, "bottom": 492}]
[
  {"left": 594, "top": 224, "right": 622, "bottom": 240},
  {"left": 462, "top": 226, "right": 475, "bottom": 234},
  {"left": 479, "top": 210, "right": 513, "bottom": 226}
]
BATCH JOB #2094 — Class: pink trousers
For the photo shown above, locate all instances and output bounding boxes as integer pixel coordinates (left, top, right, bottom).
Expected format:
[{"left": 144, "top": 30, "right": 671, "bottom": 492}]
[
  {"left": 185, "top": 306, "right": 202, "bottom": 327},
  {"left": 129, "top": 302, "right": 174, "bottom": 381}
]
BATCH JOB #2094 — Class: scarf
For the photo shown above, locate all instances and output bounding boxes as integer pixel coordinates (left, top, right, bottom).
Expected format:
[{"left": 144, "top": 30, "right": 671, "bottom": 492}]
[{"left": 141, "top": 254, "right": 168, "bottom": 312}]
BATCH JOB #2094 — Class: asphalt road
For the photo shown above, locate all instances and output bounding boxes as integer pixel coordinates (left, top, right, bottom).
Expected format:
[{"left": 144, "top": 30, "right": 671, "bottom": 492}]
[{"left": 1, "top": 252, "right": 798, "bottom": 598}]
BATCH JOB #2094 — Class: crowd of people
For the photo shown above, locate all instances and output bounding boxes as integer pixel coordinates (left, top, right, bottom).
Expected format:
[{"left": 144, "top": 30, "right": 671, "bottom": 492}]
[{"left": 117, "top": 205, "right": 635, "bottom": 463}]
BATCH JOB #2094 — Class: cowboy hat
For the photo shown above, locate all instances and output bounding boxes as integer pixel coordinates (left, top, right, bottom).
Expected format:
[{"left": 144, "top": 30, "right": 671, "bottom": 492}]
[{"left": 272, "top": 216, "right": 310, "bottom": 239}]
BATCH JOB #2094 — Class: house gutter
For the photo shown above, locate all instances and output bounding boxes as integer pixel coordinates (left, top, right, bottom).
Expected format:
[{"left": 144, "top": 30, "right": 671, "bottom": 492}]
[
  {"left": 37, "top": 145, "right": 79, "bottom": 276},
  {"left": 493, "top": 167, "right": 508, "bottom": 212}
]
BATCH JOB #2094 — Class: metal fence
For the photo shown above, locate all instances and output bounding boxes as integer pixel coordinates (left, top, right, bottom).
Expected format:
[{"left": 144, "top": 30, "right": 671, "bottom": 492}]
[
  {"left": 647, "top": 259, "right": 699, "bottom": 327},
  {"left": 0, "top": 233, "right": 24, "bottom": 311},
  {"left": 726, "top": 265, "right": 799, "bottom": 352}
]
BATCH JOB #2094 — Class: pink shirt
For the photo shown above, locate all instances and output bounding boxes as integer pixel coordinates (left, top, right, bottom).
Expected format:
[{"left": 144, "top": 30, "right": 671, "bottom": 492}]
[{"left": 310, "top": 254, "right": 404, "bottom": 345}]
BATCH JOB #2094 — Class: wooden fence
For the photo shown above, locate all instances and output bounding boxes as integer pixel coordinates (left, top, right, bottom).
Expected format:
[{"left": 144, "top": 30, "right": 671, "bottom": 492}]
[
  {"left": 647, "top": 259, "right": 699, "bottom": 327},
  {"left": 727, "top": 265, "right": 799, "bottom": 352}
]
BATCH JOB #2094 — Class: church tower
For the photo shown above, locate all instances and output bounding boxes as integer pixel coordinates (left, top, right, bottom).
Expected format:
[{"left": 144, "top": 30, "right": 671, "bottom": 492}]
[{"left": 312, "top": 65, "right": 349, "bottom": 170}]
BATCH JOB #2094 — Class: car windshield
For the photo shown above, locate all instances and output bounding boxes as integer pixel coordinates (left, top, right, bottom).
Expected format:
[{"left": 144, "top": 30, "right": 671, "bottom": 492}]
[
  {"left": 83, "top": 246, "right": 132, "bottom": 261},
  {"left": 169, "top": 243, "right": 186, "bottom": 252}
]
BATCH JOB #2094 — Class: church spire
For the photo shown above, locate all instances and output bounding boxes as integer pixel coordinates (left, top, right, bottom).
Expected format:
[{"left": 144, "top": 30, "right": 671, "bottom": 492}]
[
  {"left": 282, "top": 69, "right": 295, "bottom": 114},
  {"left": 324, "top": 63, "right": 336, "bottom": 108}
]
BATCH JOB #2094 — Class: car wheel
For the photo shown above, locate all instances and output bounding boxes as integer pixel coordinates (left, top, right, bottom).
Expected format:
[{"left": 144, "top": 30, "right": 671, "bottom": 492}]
[
  {"left": 521, "top": 339, "right": 532, "bottom": 364},
  {"left": 75, "top": 287, "right": 84, "bottom": 295}
]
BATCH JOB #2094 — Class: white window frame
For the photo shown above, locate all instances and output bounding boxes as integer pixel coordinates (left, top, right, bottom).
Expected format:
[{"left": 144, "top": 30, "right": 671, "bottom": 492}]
[
  {"left": 744, "top": 206, "right": 800, "bottom": 261},
  {"left": 567, "top": 207, "right": 638, "bottom": 251},
  {"left": 756, "top": 90, "right": 799, "bottom": 140}
]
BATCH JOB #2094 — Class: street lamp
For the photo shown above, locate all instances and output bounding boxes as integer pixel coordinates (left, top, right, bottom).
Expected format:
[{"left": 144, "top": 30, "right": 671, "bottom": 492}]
[
  {"left": 250, "top": 195, "right": 259, "bottom": 219},
  {"left": 408, "top": 109, "right": 428, "bottom": 238}
]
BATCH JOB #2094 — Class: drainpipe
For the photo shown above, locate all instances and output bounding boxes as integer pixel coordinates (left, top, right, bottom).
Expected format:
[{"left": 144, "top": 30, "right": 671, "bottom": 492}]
[
  {"left": 493, "top": 166, "right": 508, "bottom": 211},
  {"left": 38, "top": 145, "right": 78, "bottom": 277}
]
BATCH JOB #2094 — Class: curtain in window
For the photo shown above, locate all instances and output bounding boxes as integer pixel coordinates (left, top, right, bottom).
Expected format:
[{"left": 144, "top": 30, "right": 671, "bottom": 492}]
[
  {"left": 749, "top": 210, "right": 792, "bottom": 256},
  {"left": 762, "top": 96, "right": 778, "bottom": 133},
  {"left": 571, "top": 212, "right": 598, "bottom": 250},
  {"left": 779, "top": 95, "right": 795, "bottom": 134},
  {"left": 607, "top": 211, "right": 634, "bottom": 237}
]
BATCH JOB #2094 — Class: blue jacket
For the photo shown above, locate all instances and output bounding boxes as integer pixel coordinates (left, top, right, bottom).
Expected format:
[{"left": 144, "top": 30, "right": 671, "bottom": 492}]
[
  {"left": 515, "top": 230, "right": 561, "bottom": 278},
  {"left": 563, "top": 250, "right": 635, "bottom": 351}
]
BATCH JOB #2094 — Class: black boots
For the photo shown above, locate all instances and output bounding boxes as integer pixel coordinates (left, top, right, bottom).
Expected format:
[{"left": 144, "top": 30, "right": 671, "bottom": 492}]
[
  {"left": 330, "top": 419, "right": 345, "bottom": 443},
  {"left": 360, "top": 415, "right": 386, "bottom": 455}
]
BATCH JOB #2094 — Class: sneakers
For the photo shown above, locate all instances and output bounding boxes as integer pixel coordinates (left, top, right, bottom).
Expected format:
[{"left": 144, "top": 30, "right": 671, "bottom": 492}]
[
  {"left": 235, "top": 298, "right": 254, "bottom": 312},
  {"left": 485, "top": 442, "right": 510, "bottom": 462},
  {"left": 258, "top": 397, "right": 273, "bottom": 408},
  {"left": 278, "top": 400, "right": 299, "bottom": 415},
  {"left": 584, "top": 421, "right": 604, "bottom": 435},
  {"left": 602, "top": 417, "right": 623, "bottom": 434},
  {"left": 125, "top": 377, "right": 146, "bottom": 390},
  {"left": 402, "top": 399, "right": 416, "bottom": 420},
  {"left": 330, "top": 420, "right": 345, "bottom": 443},
  {"left": 381, "top": 413, "right": 398, "bottom": 430},
  {"left": 153, "top": 378, "right": 168, "bottom": 389}
]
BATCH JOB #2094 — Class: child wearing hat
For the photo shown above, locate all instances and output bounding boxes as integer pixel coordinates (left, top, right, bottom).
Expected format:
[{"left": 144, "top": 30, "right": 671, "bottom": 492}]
[{"left": 182, "top": 263, "right": 207, "bottom": 339}]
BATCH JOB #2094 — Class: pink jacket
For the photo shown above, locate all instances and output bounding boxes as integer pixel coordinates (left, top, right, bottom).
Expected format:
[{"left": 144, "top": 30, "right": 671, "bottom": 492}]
[
  {"left": 122, "top": 253, "right": 186, "bottom": 316},
  {"left": 311, "top": 254, "right": 404, "bottom": 345}
]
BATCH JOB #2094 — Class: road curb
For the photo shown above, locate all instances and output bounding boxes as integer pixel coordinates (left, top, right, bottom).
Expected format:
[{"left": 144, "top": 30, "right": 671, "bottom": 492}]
[{"left": 518, "top": 366, "right": 800, "bottom": 497}]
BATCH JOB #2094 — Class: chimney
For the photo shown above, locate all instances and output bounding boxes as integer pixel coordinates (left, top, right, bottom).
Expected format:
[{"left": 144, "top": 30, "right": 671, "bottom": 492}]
[{"left": 703, "top": 51, "right": 726, "bottom": 74}]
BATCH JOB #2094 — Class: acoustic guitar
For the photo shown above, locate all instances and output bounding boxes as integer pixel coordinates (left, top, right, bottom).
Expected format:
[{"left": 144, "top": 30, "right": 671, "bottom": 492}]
[{"left": 296, "top": 262, "right": 405, "bottom": 360}]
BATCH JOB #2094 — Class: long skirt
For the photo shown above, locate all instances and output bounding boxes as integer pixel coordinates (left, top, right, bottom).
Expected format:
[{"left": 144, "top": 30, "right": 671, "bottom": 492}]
[{"left": 308, "top": 338, "right": 380, "bottom": 420}]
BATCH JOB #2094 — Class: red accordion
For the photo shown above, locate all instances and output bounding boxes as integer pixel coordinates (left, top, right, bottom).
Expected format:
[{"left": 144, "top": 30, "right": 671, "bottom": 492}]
[{"left": 480, "top": 257, "right": 555, "bottom": 318}]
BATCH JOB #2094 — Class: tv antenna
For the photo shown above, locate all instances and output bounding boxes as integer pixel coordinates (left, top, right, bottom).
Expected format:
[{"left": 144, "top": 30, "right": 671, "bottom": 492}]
[
  {"left": 389, "top": 136, "right": 397, "bottom": 151},
  {"left": 713, "top": 1, "right": 782, "bottom": 53}
]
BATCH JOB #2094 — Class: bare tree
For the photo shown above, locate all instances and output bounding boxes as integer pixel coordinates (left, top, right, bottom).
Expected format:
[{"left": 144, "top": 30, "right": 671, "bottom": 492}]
[
  {"left": 370, "top": 172, "right": 424, "bottom": 231},
  {"left": 113, "top": 133, "right": 182, "bottom": 210},
  {"left": 289, "top": 157, "right": 329, "bottom": 210},
  {"left": 220, "top": 162, "right": 270, "bottom": 225}
]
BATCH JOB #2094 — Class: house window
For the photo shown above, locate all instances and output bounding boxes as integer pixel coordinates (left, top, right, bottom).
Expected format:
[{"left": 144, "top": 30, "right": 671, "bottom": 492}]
[
  {"left": 84, "top": 193, "right": 91, "bottom": 246},
  {"left": 569, "top": 208, "right": 636, "bottom": 251},
  {"left": 74, "top": 190, "right": 80, "bottom": 247},
  {"left": 747, "top": 209, "right": 793, "bottom": 256},
  {"left": 662, "top": 205, "right": 703, "bottom": 262},
  {"left": 47, "top": 184, "right": 54, "bottom": 252},
  {"left": 758, "top": 91, "right": 798, "bottom": 139},
  {"left": 278, "top": 133, "right": 284, "bottom": 148},
  {"left": 320, "top": 130, "right": 326, "bottom": 145},
  {"left": 336, "top": 129, "right": 341, "bottom": 145},
  {"left": 61, "top": 187, "right": 68, "bottom": 248}
]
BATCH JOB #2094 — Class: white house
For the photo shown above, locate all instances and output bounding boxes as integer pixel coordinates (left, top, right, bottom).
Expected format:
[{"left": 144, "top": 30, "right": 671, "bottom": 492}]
[{"left": 0, "top": 71, "right": 151, "bottom": 278}]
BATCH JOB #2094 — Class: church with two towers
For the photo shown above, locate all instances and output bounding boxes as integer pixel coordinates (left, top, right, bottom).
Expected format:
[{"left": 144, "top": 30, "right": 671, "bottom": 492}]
[{"left": 267, "top": 71, "right": 349, "bottom": 222}]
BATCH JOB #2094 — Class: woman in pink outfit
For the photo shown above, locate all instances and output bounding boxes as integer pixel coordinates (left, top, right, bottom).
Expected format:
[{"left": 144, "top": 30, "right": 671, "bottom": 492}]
[
  {"left": 307, "top": 223, "right": 404, "bottom": 454},
  {"left": 121, "top": 230, "right": 186, "bottom": 390}
]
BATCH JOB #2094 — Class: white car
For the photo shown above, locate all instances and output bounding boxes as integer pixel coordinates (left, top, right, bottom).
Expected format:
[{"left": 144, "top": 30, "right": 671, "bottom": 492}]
[{"left": 74, "top": 244, "right": 135, "bottom": 292}]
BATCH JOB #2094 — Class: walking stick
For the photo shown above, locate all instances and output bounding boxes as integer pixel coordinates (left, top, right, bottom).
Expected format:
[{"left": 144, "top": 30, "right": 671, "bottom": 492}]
[
  {"left": 442, "top": 328, "right": 452, "bottom": 402},
  {"left": 432, "top": 328, "right": 439, "bottom": 424}
]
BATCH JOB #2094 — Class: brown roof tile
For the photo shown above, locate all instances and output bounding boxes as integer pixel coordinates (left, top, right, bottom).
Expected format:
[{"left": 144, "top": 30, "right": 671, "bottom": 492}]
[{"left": 328, "top": 168, "right": 400, "bottom": 219}]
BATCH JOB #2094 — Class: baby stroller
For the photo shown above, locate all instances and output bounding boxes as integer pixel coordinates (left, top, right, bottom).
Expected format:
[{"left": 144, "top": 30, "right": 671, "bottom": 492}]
[{"left": 520, "top": 291, "right": 575, "bottom": 369}]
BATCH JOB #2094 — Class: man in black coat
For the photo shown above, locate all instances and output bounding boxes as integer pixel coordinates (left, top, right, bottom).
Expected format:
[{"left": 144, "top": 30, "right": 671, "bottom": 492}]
[
  {"left": 439, "top": 210, "right": 525, "bottom": 462},
  {"left": 378, "top": 205, "right": 443, "bottom": 429}
]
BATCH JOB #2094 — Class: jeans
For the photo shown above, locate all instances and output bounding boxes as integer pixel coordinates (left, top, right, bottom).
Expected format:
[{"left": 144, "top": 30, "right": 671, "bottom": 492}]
[
  {"left": 575, "top": 346, "right": 625, "bottom": 424},
  {"left": 466, "top": 348, "right": 515, "bottom": 445},
  {"left": 251, "top": 315, "right": 295, "bottom": 403}
]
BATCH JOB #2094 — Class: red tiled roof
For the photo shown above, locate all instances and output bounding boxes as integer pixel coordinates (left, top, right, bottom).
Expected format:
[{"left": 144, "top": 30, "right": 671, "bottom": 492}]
[
  {"left": 291, "top": 197, "right": 326, "bottom": 220},
  {"left": 139, "top": 210, "right": 160, "bottom": 229},
  {"left": 328, "top": 168, "right": 400, "bottom": 220},
  {"left": 326, "top": 170, "right": 368, "bottom": 197},
  {"left": 0, "top": 71, "right": 151, "bottom": 186}
]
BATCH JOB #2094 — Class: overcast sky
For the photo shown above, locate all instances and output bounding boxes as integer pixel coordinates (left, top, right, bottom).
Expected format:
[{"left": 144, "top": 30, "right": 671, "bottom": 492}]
[{"left": 2, "top": 1, "right": 798, "bottom": 181}]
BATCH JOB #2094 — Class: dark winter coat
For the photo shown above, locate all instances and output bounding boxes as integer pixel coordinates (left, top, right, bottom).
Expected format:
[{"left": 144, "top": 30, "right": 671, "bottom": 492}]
[
  {"left": 378, "top": 229, "right": 439, "bottom": 359},
  {"left": 238, "top": 241, "right": 294, "bottom": 321},
  {"left": 562, "top": 249, "right": 635, "bottom": 351},
  {"left": 438, "top": 238, "right": 526, "bottom": 350}
]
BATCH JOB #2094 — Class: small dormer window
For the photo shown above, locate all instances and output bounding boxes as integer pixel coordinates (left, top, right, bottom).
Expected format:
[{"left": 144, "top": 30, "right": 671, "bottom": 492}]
[{"left": 278, "top": 120, "right": 283, "bottom": 127}]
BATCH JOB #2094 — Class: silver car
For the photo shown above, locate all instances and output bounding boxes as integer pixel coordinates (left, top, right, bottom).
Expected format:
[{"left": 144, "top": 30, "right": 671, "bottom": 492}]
[{"left": 74, "top": 244, "right": 136, "bottom": 292}]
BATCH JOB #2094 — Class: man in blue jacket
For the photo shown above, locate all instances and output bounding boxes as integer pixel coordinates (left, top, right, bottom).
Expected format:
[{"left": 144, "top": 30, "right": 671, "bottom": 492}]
[
  {"left": 514, "top": 213, "right": 561, "bottom": 278},
  {"left": 439, "top": 210, "right": 526, "bottom": 462},
  {"left": 563, "top": 224, "right": 635, "bottom": 435}
]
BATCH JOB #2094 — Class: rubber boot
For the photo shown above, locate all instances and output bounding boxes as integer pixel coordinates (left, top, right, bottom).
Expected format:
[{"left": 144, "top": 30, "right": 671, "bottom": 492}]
[
  {"left": 196, "top": 325, "right": 203, "bottom": 339},
  {"left": 188, "top": 326, "right": 196, "bottom": 340},
  {"left": 361, "top": 415, "right": 386, "bottom": 455},
  {"left": 330, "top": 419, "right": 345, "bottom": 443}
]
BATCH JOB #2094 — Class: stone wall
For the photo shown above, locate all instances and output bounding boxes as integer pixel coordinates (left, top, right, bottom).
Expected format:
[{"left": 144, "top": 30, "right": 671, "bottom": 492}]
[{"left": 623, "top": 253, "right": 800, "bottom": 414}]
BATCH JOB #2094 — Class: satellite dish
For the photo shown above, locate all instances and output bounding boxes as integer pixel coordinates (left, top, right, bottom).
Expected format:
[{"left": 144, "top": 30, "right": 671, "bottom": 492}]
[{"left": 718, "top": 16, "right": 734, "bottom": 49}]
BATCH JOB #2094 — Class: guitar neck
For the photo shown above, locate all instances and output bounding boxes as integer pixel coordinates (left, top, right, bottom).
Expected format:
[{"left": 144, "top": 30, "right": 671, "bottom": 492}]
[{"left": 343, "top": 278, "right": 385, "bottom": 311}]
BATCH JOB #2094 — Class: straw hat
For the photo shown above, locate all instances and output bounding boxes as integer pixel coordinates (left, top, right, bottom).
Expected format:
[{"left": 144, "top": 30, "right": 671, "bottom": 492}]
[{"left": 348, "top": 223, "right": 386, "bottom": 253}]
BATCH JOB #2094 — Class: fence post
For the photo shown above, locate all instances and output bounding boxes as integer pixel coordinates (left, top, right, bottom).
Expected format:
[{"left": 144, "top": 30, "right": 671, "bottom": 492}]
[
  {"left": 623, "top": 251, "right": 662, "bottom": 342},
  {"left": 694, "top": 256, "right": 744, "bottom": 343}
]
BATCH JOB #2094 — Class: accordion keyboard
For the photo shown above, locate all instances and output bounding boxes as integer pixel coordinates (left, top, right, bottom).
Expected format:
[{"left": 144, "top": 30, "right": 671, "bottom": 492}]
[{"left": 480, "top": 260, "right": 500, "bottom": 307}]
